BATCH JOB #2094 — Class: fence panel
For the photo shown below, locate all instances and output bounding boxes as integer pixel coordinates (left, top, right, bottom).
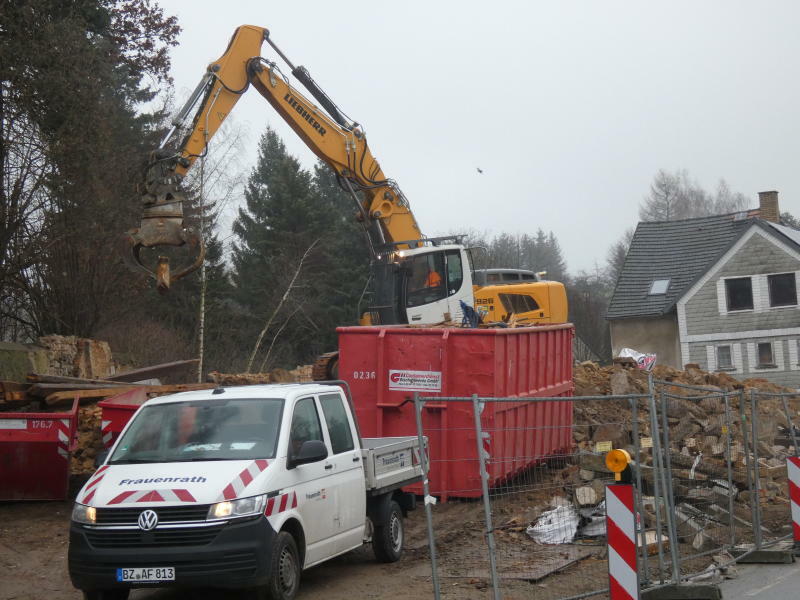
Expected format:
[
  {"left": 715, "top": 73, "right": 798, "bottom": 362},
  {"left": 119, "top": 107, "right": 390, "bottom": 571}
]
[
  {"left": 749, "top": 390, "right": 800, "bottom": 549},
  {"left": 414, "top": 393, "right": 647, "bottom": 599},
  {"left": 647, "top": 381, "right": 741, "bottom": 585},
  {"left": 412, "top": 380, "right": 799, "bottom": 599}
]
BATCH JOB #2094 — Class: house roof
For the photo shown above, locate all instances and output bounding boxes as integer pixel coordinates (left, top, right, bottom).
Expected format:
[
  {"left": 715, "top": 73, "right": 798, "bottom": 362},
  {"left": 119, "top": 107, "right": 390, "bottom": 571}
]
[{"left": 606, "top": 211, "right": 791, "bottom": 320}]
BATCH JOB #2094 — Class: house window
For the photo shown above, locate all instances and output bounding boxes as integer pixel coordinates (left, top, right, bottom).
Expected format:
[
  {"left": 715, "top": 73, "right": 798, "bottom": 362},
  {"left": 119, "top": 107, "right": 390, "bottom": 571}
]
[
  {"left": 725, "top": 277, "right": 753, "bottom": 311},
  {"left": 757, "top": 342, "right": 775, "bottom": 367},
  {"left": 768, "top": 273, "right": 797, "bottom": 307},
  {"left": 716, "top": 345, "right": 733, "bottom": 370},
  {"left": 649, "top": 279, "right": 670, "bottom": 295}
]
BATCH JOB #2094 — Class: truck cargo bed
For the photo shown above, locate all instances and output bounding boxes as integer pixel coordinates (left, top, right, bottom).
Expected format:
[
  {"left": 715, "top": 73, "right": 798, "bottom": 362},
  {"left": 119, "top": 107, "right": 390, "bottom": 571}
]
[{"left": 361, "top": 436, "right": 423, "bottom": 495}]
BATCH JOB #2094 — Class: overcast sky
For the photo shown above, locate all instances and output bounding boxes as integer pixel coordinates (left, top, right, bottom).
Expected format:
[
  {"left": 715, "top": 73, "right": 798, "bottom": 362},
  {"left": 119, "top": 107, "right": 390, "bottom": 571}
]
[{"left": 157, "top": 0, "right": 799, "bottom": 274}]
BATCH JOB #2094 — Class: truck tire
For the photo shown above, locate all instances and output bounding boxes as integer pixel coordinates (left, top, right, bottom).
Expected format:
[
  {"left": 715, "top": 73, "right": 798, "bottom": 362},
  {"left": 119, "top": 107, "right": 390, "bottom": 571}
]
[
  {"left": 266, "top": 531, "right": 301, "bottom": 600},
  {"left": 82, "top": 591, "right": 129, "bottom": 600},
  {"left": 372, "top": 499, "right": 404, "bottom": 563}
]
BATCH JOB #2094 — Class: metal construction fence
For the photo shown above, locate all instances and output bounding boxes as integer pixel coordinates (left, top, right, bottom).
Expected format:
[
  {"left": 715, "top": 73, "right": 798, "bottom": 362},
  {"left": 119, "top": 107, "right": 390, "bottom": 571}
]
[{"left": 412, "top": 377, "right": 800, "bottom": 600}]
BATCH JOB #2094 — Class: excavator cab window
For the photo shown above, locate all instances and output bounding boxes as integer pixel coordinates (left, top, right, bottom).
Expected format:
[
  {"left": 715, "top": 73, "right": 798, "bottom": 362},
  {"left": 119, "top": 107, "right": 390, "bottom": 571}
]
[
  {"left": 445, "top": 250, "right": 463, "bottom": 296},
  {"left": 405, "top": 252, "right": 446, "bottom": 308}
]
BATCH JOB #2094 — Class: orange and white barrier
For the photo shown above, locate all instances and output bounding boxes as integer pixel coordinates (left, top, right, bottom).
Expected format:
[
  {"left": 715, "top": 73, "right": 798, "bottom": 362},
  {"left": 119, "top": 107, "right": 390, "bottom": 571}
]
[
  {"left": 606, "top": 483, "right": 640, "bottom": 600},
  {"left": 789, "top": 456, "right": 800, "bottom": 546}
]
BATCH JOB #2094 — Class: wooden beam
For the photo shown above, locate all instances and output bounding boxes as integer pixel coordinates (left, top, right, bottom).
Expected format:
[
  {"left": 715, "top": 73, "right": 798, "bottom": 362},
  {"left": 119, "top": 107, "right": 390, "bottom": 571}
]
[
  {"left": 44, "top": 383, "right": 216, "bottom": 406},
  {"left": 107, "top": 359, "right": 200, "bottom": 383}
]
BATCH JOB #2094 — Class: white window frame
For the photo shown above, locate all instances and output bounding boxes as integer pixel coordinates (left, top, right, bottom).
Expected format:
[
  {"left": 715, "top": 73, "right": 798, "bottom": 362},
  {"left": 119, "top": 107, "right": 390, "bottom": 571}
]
[
  {"left": 756, "top": 341, "right": 775, "bottom": 367},
  {"left": 746, "top": 340, "right": 785, "bottom": 373},
  {"left": 721, "top": 276, "right": 755, "bottom": 313},
  {"left": 716, "top": 345, "right": 734, "bottom": 370},
  {"left": 767, "top": 272, "right": 798, "bottom": 309}
]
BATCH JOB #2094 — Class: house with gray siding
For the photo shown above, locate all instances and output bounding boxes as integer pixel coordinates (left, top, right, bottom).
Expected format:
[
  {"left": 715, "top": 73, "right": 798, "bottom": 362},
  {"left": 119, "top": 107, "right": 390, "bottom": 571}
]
[{"left": 607, "top": 191, "right": 800, "bottom": 389}]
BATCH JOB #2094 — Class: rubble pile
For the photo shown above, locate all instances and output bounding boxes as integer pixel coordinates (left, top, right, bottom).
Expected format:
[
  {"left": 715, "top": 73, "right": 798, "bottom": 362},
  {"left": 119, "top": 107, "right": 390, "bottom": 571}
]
[
  {"left": 207, "top": 365, "right": 313, "bottom": 386},
  {"left": 72, "top": 404, "right": 103, "bottom": 475},
  {"left": 568, "top": 360, "right": 800, "bottom": 549},
  {"left": 38, "top": 335, "right": 114, "bottom": 379}
]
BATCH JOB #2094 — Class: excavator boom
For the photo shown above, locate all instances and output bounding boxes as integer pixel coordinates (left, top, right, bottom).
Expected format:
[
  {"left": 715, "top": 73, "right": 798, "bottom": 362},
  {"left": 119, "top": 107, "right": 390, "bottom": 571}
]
[{"left": 124, "top": 25, "right": 421, "bottom": 291}]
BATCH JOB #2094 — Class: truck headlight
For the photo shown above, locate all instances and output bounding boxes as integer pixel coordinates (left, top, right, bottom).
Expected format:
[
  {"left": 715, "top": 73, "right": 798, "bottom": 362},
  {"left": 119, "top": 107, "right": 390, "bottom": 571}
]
[
  {"left": 207, "top": 494, "right": 267, "bottom": 520},
  {"left": 72, "top": 503, "right": 97, "bottom": 524}
]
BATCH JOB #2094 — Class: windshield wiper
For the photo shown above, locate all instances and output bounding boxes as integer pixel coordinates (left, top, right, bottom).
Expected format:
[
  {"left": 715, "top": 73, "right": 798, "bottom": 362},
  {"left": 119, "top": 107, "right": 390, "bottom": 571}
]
[{"left": 108, "top": 458, "right": 158, "bottom": 464}]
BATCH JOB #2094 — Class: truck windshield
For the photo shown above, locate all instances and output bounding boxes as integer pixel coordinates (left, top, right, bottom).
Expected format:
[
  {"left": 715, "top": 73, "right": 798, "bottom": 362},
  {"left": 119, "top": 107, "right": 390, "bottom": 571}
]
[{"left": 109, "top": 398, "right": 284, "bottom": 464}]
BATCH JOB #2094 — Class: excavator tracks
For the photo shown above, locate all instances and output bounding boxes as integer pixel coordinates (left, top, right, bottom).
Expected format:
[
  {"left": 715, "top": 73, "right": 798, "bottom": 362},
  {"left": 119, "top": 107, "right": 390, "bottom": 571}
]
[{"left": 312, "top": 351, "right": 339, "bottom": 381}]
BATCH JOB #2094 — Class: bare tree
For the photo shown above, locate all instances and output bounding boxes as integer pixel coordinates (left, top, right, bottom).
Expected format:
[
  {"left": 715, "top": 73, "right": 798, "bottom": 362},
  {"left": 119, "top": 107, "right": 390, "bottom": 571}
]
[
  {"left": 605, "top": 227, "right": 635, "bottom": 287},
  {"left": 245, "top": 238, "right": 320, "bottom": 373},
  {"left": 0, "top": 92, "right": 53, "bottom": 340},
  {"left": 639, "top": 169, "right": 749, "bottom": 222}
]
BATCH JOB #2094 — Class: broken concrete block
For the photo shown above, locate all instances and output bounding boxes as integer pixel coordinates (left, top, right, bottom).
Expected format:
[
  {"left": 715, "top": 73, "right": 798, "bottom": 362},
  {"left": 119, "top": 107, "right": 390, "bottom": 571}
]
[{"left": 575, "top": 486, "right": 597, "bottom": 506}]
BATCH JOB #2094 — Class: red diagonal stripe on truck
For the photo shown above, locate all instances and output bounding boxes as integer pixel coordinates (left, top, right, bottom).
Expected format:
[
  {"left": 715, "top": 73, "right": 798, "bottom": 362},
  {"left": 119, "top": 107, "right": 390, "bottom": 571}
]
[
  {"left": 265, "top": 497, "right": 276, "bottom": 516},
  {"left": 217, "top": 459, "right": 270, "bottom": 501},
  {"left": 291, "top": 491, "right": 297, "bottom": 508},
  {"left": 221, "top": 483, "right": 237, "bottom": 501},
  {"left": 239, "top": 468, "right": 253, "bottom": 487},
  {"left": 138, "top": 490, "right": 165, "bottom": 503},
  {"left": 173, "top": 489, "right": 196, "bottom": 502},
  {"left": 279, "top": 493, "right": 289, "bottom": 512},
  {"left": 109, "top": 490, "right": 137, "bottom": 505}
]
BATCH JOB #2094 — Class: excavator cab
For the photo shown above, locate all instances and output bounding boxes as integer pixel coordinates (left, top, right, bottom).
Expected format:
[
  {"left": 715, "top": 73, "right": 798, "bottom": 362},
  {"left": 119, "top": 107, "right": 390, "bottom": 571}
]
[{"left": 364, "top": 238, "right": 475, "bottom": 326}]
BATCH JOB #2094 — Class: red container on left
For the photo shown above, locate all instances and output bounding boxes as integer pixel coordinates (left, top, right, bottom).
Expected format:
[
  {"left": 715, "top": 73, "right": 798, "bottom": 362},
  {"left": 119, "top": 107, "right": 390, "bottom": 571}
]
[{"left": 0, "top": 398, "right": 79, "bottom": 500}]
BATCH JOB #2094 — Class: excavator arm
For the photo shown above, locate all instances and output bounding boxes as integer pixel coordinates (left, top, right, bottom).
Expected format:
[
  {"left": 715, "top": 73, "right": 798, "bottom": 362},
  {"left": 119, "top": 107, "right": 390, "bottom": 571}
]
[{"left": 124, "top": 25, "right": 422, "bottom": 292}]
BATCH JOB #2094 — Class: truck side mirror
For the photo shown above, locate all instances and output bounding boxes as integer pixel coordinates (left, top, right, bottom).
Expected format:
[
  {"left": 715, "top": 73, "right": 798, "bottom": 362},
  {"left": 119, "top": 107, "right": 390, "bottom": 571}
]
[{"left": 288, "top": 440, "right": 328, "bottom": 469}]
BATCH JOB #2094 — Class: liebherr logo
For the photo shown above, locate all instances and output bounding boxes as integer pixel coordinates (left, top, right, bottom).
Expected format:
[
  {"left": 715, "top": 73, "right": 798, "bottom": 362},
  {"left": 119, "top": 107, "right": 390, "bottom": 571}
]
[{"left": 283, "top": 94, "right": 326, "bottom": 136}]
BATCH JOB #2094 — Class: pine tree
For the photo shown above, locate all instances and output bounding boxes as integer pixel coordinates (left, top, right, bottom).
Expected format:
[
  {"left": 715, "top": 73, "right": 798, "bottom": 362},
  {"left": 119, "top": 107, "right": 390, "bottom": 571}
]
[{"left": 230, "top": 128, "right": 371, "bottom": 370}]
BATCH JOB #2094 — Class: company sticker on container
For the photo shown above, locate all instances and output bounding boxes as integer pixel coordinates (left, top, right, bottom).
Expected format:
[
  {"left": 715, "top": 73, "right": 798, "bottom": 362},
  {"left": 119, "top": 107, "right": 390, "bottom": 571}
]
[
  {"left": 388, "top": 370, "right": 442, "bottom": 392},
  {"left": 0, "top": 419, "right": 27, "bottom": 430}
]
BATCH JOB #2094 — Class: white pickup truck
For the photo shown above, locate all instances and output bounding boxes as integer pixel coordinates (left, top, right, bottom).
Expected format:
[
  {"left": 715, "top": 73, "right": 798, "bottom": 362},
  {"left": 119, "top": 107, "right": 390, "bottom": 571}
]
[{"left": 68, "top": 382, "right": 423, "bottom": 600}]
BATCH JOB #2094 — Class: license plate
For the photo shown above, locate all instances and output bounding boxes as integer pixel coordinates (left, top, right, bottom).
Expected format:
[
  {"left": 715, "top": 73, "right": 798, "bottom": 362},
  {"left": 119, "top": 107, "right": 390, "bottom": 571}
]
[{"left": 116, "top": 567, "right": 175, "bottom": 582}]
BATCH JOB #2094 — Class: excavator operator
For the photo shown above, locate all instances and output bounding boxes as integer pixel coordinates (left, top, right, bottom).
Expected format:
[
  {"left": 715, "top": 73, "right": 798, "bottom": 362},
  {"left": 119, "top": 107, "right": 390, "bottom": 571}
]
[{"left": 425, "top": 268, "right": 442, "bottom": 288}]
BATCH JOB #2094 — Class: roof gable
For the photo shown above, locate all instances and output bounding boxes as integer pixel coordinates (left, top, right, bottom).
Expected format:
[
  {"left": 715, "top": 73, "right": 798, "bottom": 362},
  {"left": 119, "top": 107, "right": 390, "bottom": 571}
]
[{"left": 607, "top": 213, "right": 756, "bottom": 320}]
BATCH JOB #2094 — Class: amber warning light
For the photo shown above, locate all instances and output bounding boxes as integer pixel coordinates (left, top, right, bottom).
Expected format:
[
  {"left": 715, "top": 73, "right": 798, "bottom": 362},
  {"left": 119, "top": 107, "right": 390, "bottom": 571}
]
[{"left": 605, "top": 449, "right": 632, "bottom": 482}]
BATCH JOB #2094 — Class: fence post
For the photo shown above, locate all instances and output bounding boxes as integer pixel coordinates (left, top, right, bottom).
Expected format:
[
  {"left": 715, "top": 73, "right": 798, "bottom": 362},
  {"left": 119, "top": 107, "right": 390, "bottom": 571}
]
[
  {"left": 658, "top": 390, "right": 682, "bottom": 582},
  {"left": 723, "top": 393, "right": 736, "bottom": 549},
  {"left": 780, "top": 394, "right": 799, "bottom": 457},
  {"left": 647, "top": 378, "right": 668, "bottom": 583},
  {"left": 471, "top": 394, "right": 502, "bottom": 600},
  {"left": 606, "top": 483, "right": 640, "bottom": 600},
  {"left": 629, "top": 395, "right": 650, "bottom": 585},
  {"left": 413, "top": 392, "right": 441, "bottom": 600},
  {"left": 750, "top": 389, "right": 764, "bottom": 550}
]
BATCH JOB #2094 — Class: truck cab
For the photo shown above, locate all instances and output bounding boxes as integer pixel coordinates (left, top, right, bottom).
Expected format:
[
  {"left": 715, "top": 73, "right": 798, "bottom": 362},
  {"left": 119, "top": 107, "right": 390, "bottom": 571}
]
[{"left": 68, "top": 383, "right": 421, "bottom": 600}]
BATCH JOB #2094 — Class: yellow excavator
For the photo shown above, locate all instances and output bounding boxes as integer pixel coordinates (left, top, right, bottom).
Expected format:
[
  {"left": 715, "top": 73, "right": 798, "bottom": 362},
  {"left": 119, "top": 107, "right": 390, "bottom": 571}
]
[{"left": 123, "top": 25, "right": 567, "bottom": 337}]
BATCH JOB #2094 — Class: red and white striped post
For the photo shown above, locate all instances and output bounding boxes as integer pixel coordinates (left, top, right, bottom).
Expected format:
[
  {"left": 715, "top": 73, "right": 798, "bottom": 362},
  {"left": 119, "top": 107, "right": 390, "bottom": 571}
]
[
  {"left": 606, "top": 483, "right": 640, "bottom": 600},
  {"left": 788, "top": 456, "right": 800, "bottom": 551}
]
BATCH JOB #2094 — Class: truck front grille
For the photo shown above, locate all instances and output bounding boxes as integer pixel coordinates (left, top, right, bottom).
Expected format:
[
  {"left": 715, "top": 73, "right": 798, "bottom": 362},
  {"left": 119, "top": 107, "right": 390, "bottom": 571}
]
[
  {"left": 95, "top": 505, "right": 210, "bottom": 525},
  {"left": 85, "top": 524, "right": 224, "bottom": 548}
]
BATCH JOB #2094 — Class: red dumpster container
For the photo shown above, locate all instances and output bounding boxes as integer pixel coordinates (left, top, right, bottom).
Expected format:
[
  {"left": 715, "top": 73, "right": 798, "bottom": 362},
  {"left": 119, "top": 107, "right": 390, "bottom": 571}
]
[
  {"left": 0, "top": 398, "right": 79, "bottom": 500},
  {"left": 98, "top": 388, "right": 148, "bottom": 448},
  {"left": 338, "top": 324, "right": 574, "bottom": 499}
]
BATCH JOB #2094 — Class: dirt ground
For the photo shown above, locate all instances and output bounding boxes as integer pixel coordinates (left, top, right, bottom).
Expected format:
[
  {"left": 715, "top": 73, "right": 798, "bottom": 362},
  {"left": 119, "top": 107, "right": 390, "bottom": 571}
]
[{"left": 0, "top": 497, "right": 612, "bottom": 600}]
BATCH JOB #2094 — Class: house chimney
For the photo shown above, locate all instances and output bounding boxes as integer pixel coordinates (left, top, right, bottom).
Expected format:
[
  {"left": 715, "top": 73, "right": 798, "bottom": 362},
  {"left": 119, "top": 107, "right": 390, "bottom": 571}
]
[{"left": 758, "top": 190, "right": 780, "bottom": 223}]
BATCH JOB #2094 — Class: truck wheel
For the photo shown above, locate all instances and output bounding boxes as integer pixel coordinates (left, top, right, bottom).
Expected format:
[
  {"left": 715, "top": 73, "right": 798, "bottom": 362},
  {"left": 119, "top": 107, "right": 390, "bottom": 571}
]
[
  {"left": 266, "top": 531, "right": 301, "bottom": 600},
  {"left": 373, "top": 499, "right": 404, "bottom": 563},
  {"left": 82, "top": 591, "right": 129, "bottom": 600}
]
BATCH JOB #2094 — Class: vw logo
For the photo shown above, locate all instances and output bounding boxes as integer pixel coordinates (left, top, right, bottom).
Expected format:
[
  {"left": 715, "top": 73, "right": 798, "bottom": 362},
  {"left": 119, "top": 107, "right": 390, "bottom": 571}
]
[{"left": 138, "top": 509, "right": 159, "bottom": 531}]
